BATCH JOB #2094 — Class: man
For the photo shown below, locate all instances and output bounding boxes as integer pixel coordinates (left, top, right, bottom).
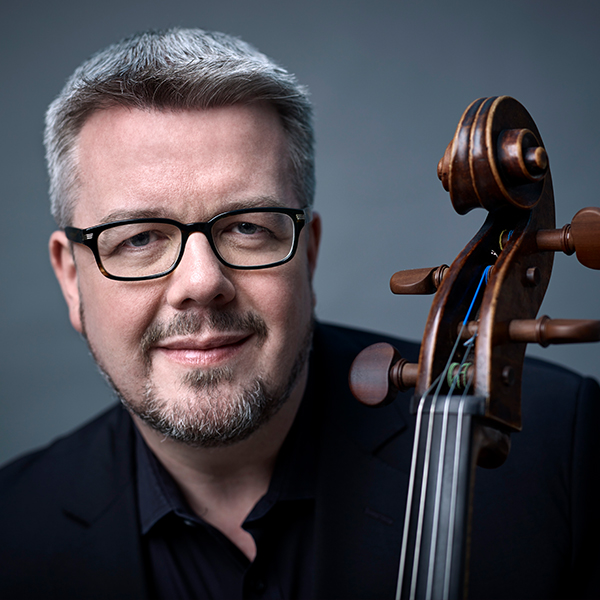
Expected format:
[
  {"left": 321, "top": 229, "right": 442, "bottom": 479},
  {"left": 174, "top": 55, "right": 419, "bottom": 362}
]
[{"left": 0, "top": 28, "right": 599, "bottom": 600}]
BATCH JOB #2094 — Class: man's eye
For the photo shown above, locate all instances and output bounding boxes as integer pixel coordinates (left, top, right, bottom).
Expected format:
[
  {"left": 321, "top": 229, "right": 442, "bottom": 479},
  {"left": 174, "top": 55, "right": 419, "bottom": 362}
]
[
  {"left": 125, "top": 231, "right": 153, "bottom": 247},
  {"left": 234, "top": 222, "right": 262, "bottom": 235},
  {"left": 115, "top": 229, "right": 166, "bottom": 253},
  {"left": 99, "top": 224, "right": 179, "bottom": 260}
]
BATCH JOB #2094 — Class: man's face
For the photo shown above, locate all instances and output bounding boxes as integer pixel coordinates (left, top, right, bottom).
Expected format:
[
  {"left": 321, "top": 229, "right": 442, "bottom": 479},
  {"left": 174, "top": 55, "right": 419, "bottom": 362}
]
[{"left": 50, "top": 103, "right": 320, "bottom": 446}]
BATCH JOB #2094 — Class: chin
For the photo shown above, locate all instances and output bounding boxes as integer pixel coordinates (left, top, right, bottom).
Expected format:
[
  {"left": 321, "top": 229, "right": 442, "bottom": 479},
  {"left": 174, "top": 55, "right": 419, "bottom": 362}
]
[{"left": 122, "top": 376, "right": 285, "bottom": 447}]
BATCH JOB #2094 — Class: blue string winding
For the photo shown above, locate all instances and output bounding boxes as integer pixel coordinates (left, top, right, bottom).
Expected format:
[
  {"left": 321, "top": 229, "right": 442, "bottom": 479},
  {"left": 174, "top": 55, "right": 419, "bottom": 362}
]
[{"left": 462, "top": 265, "right": 492, "bottom": 326}]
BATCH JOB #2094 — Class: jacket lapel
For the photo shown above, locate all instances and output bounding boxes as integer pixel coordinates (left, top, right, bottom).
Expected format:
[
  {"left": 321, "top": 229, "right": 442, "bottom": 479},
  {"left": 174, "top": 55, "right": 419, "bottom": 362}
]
[{"left": 57, "top": 406, "right": 148, "bottom": 600}]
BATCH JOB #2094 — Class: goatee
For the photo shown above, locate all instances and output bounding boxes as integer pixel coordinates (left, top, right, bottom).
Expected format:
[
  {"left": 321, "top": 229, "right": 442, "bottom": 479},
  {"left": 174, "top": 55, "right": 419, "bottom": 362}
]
[{"left": 81, "top": 306, "right": 313, "bottom": 447}]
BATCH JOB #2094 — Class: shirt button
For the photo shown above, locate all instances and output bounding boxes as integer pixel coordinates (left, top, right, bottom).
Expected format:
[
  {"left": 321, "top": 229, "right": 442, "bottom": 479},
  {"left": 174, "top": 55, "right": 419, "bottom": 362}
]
[
  {"left": 183, "top": 519, "right": 196, "bottom": 527},
  {"left": 248, "top": 577, "right": 267, "bottom": 596}
]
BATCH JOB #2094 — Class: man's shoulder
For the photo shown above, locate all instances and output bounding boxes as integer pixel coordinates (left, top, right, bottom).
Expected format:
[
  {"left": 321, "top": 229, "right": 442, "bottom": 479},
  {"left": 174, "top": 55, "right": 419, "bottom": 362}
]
[
  {"left": 0, "top": 404, "right": 145, "bottom": 599},
  {"left": 313, "top": 321, "right": 420, "bottom": 363},
  {"left": 522, "top": 352, "right": 596, "bottom": 392},
  {"left": 0, "top": 403, "right": 133, "bottom": 505}
]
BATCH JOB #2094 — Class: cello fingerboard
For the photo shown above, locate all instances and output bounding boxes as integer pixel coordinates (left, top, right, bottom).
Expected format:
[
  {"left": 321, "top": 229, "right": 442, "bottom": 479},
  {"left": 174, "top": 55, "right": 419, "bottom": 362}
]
[{"left": 397, "top": 395, "right": 486, "bottom": 600}]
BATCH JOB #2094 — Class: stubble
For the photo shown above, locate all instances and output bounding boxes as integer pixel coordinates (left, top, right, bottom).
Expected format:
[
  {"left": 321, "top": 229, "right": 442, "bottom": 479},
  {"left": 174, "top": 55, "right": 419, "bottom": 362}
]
[{"left": 81, "top": 304, "right": 313, "bottom": 447}]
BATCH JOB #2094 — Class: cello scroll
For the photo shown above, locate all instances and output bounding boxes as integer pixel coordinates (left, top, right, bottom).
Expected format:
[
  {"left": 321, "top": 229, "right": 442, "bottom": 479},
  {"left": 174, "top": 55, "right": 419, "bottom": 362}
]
[{"left": 348, "top": 96, "right": 600, "bottom": 600}]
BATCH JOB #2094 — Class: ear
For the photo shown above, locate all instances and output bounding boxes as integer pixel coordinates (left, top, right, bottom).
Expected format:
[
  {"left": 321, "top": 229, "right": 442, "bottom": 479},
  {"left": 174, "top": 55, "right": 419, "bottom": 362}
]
[
  {"left": 49, "top": 230, "right": 83, "bottom": 333},
  {"left": 306, "top": 211, "right": 321, "bottom": 280}
]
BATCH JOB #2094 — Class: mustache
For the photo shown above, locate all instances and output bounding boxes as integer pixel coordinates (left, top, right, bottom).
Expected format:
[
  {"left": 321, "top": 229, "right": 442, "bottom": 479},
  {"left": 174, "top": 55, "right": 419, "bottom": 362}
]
[{"left": 140, "top": 311, "right": 269, "bottom": 355}]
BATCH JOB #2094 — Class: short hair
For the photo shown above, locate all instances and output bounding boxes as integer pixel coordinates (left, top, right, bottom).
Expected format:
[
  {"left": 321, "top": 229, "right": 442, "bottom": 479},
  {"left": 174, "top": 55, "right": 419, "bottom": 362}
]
[{"left": 44, "top": 28, "right": 314, "bottom": 228}]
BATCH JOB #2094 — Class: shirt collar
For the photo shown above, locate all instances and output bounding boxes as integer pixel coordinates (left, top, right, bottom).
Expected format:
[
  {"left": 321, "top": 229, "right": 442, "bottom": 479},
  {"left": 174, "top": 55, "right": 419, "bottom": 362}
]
[
  {"left": 135, "top": 428, "right": 196, "bottom": 534},
  {"left": 135, "top": 364, "right": 318, "bottom": 535}
]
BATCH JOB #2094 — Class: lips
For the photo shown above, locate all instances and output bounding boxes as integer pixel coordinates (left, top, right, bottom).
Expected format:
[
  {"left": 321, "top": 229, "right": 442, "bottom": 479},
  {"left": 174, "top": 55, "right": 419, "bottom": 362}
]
[{"left": 153, "top": 333, "right": 252, "bottom": 367}]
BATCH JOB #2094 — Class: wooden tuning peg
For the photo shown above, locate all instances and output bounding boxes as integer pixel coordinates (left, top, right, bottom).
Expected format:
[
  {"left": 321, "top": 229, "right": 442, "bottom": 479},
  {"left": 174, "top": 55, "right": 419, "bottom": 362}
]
[
  {"left": 570, "top": 207, "right": 600, "bottom": 269},
  {"left": 507, "top": 316, "right": 600, "bottom": 347},
  {"left": 349, "top": 342, "right": 418, "bottom": 407},
  {"left": 462, "top": 317, "right": 600, "bottom": 347},
  {"left": 390, "top": 265, "right": 449, "bottom": 295},
  {"left": 536, "top": 206, "right": 600, "bottom": 269}
]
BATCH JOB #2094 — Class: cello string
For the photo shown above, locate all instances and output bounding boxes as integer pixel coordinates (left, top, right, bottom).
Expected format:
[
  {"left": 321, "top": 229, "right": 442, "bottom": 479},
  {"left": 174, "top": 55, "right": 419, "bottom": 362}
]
[
  {"left": 409, "top": 330, "right": 471, "bottom": 596},
  {"left": 442, "top": 383, "right": 472, "bottom": 599},
  {"left": 442, "top": 375, "right": 474, "bottom": 598},
  {"left": 409, "top": 380, "right": 442, "bottom": 599},
  {"left": 408, "top": 331, "right": 472, "bottom": 599},
  {"left": 396, "top": 392, "right": 427, "bottom": 600},
  {"left": 408, "top": 266, "right": 489, "bottom": 598},
  {"left": 396, "top": 373, "right": 444, "bottom": 600},
  {"left": 425, "top": 339, "right": 475, "bottom": 599},
  {"left": 425, "top": 380, "right": 459, "bottom": 596},
  {"left": 439, "top": 271, "right": 491, "bottom": 597}
]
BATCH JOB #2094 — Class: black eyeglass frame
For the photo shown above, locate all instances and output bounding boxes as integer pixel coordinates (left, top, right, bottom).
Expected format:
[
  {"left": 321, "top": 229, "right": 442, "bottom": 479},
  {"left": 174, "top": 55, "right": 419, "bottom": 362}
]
[{"left": 64, "top": 206, "right": 312, "bottom": 281}]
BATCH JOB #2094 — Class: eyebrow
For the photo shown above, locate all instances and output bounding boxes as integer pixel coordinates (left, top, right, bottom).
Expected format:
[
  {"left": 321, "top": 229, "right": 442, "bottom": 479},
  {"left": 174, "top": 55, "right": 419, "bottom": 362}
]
[
  {"left": 99, "top": 196, "right": 287, "bottom": 225},
  {"left": 100, "top": 209, "right": 165, "bottom": 224}
]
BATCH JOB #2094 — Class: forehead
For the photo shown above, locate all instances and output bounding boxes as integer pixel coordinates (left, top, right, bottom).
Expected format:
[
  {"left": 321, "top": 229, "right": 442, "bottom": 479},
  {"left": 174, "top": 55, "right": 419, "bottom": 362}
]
[{"left": 74, "top": 103, "right": 294, "bottom": 226}]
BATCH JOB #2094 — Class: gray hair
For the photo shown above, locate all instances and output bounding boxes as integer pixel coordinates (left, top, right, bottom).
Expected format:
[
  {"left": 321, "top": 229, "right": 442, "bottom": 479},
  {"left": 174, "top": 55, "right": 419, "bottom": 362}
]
[{"left": 44, "top": 28, "right": 315, "bottom": 228}]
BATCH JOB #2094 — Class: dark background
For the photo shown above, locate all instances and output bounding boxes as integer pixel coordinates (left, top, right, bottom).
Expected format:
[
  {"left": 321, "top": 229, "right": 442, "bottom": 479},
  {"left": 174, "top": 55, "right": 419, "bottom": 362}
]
[{"left": 2, "top": 0, "right": 599, "bottom": 465}]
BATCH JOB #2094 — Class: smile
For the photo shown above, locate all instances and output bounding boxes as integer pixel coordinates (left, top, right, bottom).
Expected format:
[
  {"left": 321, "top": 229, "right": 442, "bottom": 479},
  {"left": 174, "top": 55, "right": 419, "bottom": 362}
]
[{"left": 154, "top": 333, "right": 252, "bottom": 367}]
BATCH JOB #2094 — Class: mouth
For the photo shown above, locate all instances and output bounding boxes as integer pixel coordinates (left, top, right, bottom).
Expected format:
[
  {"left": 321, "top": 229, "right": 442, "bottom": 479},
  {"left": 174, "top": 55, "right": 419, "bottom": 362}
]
[{"left": 153, "top": 333, "right": 253, "bottom": 367}]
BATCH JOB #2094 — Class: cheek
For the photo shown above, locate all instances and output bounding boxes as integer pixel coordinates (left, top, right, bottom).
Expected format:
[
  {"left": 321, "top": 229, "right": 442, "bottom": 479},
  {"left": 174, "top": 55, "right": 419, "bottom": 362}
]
[
  {"left": 247, "top": 264, "right": 313, "bottom": 335},
  {"left": 78, "top": 274, "right": 162, "bottom": 357}
]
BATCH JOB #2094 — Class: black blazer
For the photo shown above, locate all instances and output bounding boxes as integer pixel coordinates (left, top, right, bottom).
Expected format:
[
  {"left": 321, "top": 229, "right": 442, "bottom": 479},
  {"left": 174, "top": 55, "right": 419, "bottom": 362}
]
[{"left": 1, "top": 322, "right": 599, "bottom": 599}]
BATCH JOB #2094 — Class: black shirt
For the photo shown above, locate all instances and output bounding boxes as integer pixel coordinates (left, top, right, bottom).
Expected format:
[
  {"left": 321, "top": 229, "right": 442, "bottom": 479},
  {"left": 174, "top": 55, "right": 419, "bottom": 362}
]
[{"left": 135, "top": 385, "right": 318, "bottom": 600}]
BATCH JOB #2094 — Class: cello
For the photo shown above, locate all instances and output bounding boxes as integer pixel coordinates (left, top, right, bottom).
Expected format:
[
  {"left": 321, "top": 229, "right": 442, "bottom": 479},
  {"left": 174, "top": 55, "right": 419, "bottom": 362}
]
[{"left": 349, "top": 96, "right": 600, "bottom": 599}]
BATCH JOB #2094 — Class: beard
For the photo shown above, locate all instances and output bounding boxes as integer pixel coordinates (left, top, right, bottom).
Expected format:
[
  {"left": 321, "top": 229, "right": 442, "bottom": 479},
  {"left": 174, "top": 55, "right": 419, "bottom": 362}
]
[{"left": 81, "top": 305, "right": 314, "bottom": 448}]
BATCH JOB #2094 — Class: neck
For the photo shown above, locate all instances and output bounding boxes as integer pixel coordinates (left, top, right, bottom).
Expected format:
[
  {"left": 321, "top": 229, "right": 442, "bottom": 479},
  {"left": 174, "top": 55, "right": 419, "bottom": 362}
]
[{"left": 132, "top": 370, "right": 307, "bottom": 561}]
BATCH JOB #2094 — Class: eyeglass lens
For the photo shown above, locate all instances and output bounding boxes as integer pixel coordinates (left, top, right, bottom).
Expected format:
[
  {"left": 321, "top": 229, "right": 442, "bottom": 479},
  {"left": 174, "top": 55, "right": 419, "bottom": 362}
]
[{"left": 96, "top": 211, "right": 297, "bottom": 278}]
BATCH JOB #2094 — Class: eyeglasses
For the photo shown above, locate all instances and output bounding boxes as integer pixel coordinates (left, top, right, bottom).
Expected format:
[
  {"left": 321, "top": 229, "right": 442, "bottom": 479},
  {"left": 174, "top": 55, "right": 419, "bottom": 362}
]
[{"left": 65, "top": 207, "right": 311, "bottom": 281}]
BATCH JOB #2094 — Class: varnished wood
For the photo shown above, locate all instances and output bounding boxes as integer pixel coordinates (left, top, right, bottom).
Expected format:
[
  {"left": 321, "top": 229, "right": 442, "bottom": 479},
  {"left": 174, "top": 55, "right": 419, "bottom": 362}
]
[
  {"left": 349, "top": 96, "right": 600, "bottom": 600},
  {"left": 422, "top": 97, "right": 555, "bottom": 431},
  {"left": 535, "top": 225, "right": 574, "bottom": 255},
  {"left": 349, "top": 343, "right": 417, "bottom": 406},
  {"left": 437, "top": 97, "right": 548, "bottom": 215},
  {"left": 507, "top": 316, "right": 600, "bottom": 346},
  {"left": 390, "top": 266, "right": 449, "bottom": 295},
  {"left": 461, "top": 317, "right": 600, "bottom": 346},
  {"left": 536, "top": 206, "right": 600, "bottom": 269},
  {"left": 570, "top": 207, "right": 600, "bottom": 269}
]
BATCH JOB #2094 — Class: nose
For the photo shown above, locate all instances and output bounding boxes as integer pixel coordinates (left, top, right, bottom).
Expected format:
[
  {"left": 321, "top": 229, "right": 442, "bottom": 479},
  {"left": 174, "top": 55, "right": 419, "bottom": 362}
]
[{"left": 165, "top": 232, "right": 236, "bottom": 309}]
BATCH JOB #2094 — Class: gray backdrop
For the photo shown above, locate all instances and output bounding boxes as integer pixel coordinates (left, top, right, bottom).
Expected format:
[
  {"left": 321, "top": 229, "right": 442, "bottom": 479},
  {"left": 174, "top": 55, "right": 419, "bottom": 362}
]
[{"left": 2, "top": 0, "right": 599, "bottom": 465}]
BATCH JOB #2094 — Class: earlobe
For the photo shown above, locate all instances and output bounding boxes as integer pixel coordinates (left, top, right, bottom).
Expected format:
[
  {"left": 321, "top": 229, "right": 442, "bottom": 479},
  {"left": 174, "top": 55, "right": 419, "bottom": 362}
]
[
  {"left": 49, "top": 231, "right": 83, "bottom": 333},
  {"left": 306, "top": 211, "right": 322, "bottom": 279}
]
